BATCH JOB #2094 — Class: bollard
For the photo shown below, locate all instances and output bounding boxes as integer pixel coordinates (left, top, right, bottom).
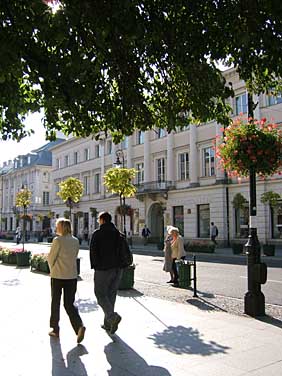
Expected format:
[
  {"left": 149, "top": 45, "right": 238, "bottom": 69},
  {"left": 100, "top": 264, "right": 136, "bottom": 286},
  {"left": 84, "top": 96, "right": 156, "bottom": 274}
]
[{"left": 192, "top": 255, "right": 198, "bottom": 297}]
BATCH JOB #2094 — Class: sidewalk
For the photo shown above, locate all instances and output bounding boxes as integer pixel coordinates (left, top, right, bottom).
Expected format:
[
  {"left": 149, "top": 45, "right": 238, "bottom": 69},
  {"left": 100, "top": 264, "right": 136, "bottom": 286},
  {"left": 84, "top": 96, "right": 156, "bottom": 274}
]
[{"left": 0, "top": 263, "right": 282, "bottom": 375}]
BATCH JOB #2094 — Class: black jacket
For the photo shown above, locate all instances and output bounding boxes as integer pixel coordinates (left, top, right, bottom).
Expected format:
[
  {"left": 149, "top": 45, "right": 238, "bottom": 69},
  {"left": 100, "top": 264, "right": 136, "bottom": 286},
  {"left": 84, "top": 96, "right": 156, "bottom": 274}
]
[{"left": 89, "top": 222, "right": 120, "bottom": 270}]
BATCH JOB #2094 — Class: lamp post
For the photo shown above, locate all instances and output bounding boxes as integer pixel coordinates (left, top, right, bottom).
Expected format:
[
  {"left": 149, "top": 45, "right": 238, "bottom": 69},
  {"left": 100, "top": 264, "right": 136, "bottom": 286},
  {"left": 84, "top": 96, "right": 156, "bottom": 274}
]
[
  {"left": 244, "top": 93, "right": 266, "bottom": 316},
  {"left": 20, "top": 185, "right": 27, "bottom": 252},
  {"left": 66, "top": 197, "right": 73, "bottom": 221},
  {"left": 115, "top": 149, "right": 127, "bottom": 236}
]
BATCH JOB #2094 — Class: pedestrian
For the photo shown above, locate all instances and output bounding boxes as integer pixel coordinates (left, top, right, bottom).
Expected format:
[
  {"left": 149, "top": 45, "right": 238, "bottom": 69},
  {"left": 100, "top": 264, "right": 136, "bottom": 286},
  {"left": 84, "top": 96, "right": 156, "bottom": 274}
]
[
  {"left": 141, "top": 224, "right": 151, "bottom": 245},
  {"left": 83, "top": 227, "right": 89, "bottom": 242},
  {"left": 168, "top": 226, "right": 186, "bottom": 287},
  {"left": 89, "top": 211, "right": 122, "bottom": 335},
  {"left": 15, "top": 226, "right": 21, "bottom": 244},
  {"left": 210, "top": 222, "right": 219, "bottom": 245},
  {"left": 47, "top": 218, "right": 85, "bottom": 343},
  {"left": 163, "top": 229, "right": 174, "bottom": 283}
]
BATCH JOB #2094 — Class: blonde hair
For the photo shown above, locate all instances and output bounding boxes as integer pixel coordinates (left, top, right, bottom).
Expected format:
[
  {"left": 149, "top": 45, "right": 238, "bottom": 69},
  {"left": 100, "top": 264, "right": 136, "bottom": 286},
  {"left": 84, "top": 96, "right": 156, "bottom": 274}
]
[{"left": 56, "top": 218, "right": 72, "bottom": 236}]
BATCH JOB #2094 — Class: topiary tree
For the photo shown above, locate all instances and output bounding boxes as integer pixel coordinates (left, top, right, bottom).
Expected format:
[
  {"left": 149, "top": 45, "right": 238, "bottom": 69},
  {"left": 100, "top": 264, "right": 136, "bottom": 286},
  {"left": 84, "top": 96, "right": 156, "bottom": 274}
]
[
  {"left": 104, "top": 168, "right": 136, "bottom": 234},
  {"left": 15, "top": 188, "right": 32, "bottom": 251},
  {"left": 57, "top": 177, "right": 84, "bottom": 221}
]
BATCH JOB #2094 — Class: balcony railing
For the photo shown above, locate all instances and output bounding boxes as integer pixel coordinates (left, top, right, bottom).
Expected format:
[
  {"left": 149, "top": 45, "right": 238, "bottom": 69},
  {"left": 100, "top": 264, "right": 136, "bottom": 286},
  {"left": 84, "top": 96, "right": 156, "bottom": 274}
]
[{"left": 135, "top": 180, "right": 175, "bottom": 194}]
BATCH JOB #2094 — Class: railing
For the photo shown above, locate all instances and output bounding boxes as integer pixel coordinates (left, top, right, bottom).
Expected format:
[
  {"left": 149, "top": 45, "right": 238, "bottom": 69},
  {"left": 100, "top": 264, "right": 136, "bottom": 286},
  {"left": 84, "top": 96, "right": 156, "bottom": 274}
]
[{"left": 135, "top": 181, "right": 175, "bottom": 193}]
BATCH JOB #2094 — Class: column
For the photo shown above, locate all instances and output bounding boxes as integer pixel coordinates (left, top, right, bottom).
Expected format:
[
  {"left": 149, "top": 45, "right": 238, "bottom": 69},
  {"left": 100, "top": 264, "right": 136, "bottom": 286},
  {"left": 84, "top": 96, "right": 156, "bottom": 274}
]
[
  {"left": 189, "top": 124, "right": 199, "bottom": 187},
  {"left": 126, "top": 135, "right": 133, "bottom": 168},
  {"left": 215, "top": 123, "right": 225, "bottom": 183},
  {"left": 166, "top": 131, "right": 174, "bottom": 182},
  {"left": 144, "top": 131, "right": 151, "bottom": 183}
]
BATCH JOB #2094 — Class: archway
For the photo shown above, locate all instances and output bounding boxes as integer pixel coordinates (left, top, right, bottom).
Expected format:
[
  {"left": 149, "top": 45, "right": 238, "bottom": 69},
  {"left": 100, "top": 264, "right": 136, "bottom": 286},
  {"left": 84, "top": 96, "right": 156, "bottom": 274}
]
[{"left": 148, "top": 202, "right": 164, "bottom": 243}]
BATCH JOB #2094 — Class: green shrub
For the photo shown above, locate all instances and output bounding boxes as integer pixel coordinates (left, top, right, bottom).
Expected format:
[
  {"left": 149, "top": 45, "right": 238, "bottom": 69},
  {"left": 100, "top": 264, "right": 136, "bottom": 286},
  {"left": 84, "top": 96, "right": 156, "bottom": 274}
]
[{"left": 185, "top": 240, "right": 215, "bottom": 253}]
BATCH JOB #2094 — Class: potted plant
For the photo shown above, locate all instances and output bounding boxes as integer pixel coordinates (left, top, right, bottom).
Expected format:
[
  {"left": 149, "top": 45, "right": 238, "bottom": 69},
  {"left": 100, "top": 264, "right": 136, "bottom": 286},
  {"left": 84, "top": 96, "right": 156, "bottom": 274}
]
[{"left": 57, "top": 177, "right": 84, "bottom": 222}]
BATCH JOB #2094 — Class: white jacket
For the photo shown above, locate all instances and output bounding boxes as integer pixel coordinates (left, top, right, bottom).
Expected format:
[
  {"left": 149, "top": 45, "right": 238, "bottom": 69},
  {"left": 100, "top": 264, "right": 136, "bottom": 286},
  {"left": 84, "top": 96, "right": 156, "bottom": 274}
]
[{"left": 48, "top": 235, "right": 79, "bottom": 279}]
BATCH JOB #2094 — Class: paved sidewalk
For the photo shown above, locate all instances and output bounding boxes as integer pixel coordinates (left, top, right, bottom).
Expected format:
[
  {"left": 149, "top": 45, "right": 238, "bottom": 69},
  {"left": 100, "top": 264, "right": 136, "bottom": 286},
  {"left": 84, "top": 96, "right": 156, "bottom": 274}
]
[{"left": 0, "top": 263, "right": 282, "bottom": 375}]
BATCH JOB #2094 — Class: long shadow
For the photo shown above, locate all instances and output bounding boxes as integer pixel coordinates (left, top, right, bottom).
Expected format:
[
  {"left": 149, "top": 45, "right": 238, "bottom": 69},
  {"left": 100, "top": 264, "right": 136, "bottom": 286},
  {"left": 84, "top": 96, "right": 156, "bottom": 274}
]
[
  {"left": 149, "top": 325, "right": 230, "bottom": 356},
  {"left": 105, "top": 337, "right": 172, "bottom": 375},
  {"left": 75, "top": 298, "right": 99, "bottom": 313},
  {"left": 117, "top": 288, "right": 144, "bottom": 298},
  {"left": 186, "top": 297, "right": 228, "bottom": 313},
  {"left": 50, "top": 337, "right": 88, "bottom": 376},
  {"left": 257, "top": 315, "right": 282, "bottom": 329}
]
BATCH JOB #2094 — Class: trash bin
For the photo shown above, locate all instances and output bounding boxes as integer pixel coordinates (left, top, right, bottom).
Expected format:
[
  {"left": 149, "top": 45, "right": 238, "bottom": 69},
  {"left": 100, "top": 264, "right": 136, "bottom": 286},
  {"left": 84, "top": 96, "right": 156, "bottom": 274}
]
[{"left": 176, "top": 260, "right": 191, "bottom": 289}]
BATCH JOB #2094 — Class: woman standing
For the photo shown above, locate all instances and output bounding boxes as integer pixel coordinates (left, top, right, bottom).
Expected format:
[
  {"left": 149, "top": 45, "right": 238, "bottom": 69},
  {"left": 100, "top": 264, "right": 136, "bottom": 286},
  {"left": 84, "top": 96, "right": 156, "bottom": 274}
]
[
  {"left": 163, "top": 230, "right": 174, "bottom": 283},
  {"left": 168, "top": 226, "right": 186, "bottom": 287},
  {"left": 48, "top": 218, "right": 85, "bottom": 343}
]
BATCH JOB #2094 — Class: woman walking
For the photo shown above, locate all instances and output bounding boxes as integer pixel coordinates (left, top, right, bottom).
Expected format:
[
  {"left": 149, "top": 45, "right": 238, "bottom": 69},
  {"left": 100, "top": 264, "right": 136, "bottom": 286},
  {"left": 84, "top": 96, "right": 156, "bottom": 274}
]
[{"left": 48, "top": 218, "right": 85, "bottom": 343}]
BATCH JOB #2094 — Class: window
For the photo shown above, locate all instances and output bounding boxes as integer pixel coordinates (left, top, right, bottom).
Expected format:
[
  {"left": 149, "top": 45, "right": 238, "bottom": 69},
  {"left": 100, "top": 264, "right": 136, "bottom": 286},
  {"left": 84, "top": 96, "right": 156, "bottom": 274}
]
[
  {"left": 106, "top": 140, "right": 112, "bottom": 155},
  {"left": 270, "top": 204, "right": 282, "bottom": 239},
  {"left": 64, "top": 155, "right": 69, "bottom": 167},
  {"left": 95, "top": 145, "right": 100, "bottom": 158},
  {"left": 121, "top": 137, "right": 128, "bottom": 149},
  {"left": 173, "top": 206, "right": 184, "bottom": 235},
  {"left": 157, "top": 158, "right": 165, "bottom": 182},
  {"left": 43, "top": 172, "right": 49, "bottom": 183},
  {"left": 156, "top": 128, "right": 166, "bottom": 138},
  {"left": 94, "top": 173, "right": 101, "bottom": 193},
  {"left": 56, "top": 158, "right": 61, "bottom": 169},
  {"left": 197, "top": 204, "right": 210, "bottom": 238},
  {"left": 136, "top": 162, "right": 144, "bottom": 184},
  {"left": 267, "top": 93, "right": 282, "bottom": 106},
  {"left": 179, "top": 152, "right": 189, "bottom": 180},
  {"left": 235, "top": 206, "right": 249, "bottom": 238},
  {"left": 202, "top": 147, "right": 215, "bottom": 177},
  {"left": 83, "top": 176, "right": 90, "bottom": 194},
  {"left": 42, "top": 192, "right": 50, "bottom": 206},
  {"left": 84, "top": 148, "right": 90, "bottom": 161},
  {"left": 136, "top": 130, "right": 144, "bottom": 145},
  {"left": 55, "top": 183, "right": 60, "bottom": 194},
  {"left": 235, "top": 92, "right": 248, "bottom": 115},
  {"left": 74, "top": 151, "right": 79, "bottom": 165},
  {"left": 27, "top": 156, "right": 31, "bottom": 164}
]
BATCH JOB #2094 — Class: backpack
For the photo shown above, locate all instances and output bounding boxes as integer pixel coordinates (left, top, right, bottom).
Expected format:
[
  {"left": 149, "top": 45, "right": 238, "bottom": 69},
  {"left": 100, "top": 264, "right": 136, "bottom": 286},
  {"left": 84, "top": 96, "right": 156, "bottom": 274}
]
[
  {"left": 117, "top": 232, "right": 133, "bottom": 268},
  {"left": 215, "top": 227, "right": 219, "bottom": 237}
]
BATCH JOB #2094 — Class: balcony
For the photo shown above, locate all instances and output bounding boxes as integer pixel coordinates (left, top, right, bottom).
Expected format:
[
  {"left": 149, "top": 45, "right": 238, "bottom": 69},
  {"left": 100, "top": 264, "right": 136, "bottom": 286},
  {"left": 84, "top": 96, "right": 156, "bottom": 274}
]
[{"left": 135, "top": 181, "right": 175, "bottom": 200}]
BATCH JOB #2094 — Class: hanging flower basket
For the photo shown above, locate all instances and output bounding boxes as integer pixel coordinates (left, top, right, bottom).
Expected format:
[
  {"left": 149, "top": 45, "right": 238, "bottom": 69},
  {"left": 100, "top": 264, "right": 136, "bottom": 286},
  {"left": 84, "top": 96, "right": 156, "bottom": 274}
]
[{"left": 217, "top": 116, "right": 282, "bottom": 177}]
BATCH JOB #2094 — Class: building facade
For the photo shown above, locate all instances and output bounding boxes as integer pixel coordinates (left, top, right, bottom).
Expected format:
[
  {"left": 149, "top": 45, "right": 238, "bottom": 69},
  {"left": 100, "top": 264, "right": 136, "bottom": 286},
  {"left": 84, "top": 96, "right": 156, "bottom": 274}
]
[
  {"left": 0, "top": 140, "right": 64, "bottom": 238},
  {"left": 50, "top": 68, "right": 282, "bottom": 245}
]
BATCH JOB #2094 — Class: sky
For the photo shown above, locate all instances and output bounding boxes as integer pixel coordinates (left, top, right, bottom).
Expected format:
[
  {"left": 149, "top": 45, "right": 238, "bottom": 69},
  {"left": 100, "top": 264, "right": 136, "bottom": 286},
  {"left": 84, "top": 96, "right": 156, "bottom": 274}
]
[{"left": 0, "top": 112, "right": 47, "bottom": 166}]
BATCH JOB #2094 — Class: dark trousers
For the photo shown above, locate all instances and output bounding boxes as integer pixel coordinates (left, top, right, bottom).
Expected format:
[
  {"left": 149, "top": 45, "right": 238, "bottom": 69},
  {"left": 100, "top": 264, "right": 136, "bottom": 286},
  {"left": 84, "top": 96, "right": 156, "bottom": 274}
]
[
  {"left": 50, "top": 278, "right": 83, "bottom": 334},
  {"left": 94, "top": 268, "right": 122, "bottom": 323},
  {"left": 211, "top": 236, "right": 217, "bottom": 245}
]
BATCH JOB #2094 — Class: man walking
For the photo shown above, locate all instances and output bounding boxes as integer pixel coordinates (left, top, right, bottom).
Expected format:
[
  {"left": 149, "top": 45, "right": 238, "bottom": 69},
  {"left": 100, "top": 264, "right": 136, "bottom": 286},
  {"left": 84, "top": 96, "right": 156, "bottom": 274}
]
[
  {"left": 210, "top": 222, "right": 218, "bottom": 245},
  {"left": 90, "top": 211, "right": 122, "bottom": 334},
  {"left": 141, "top": 224, "right": 151, "bottom": 245}
]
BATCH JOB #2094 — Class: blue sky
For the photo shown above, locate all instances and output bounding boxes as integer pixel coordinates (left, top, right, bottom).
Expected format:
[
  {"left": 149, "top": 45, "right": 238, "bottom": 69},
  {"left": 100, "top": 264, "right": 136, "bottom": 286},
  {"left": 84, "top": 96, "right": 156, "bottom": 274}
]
[{"left": 0, "top": 112, "right": 47, "bottom": 166}]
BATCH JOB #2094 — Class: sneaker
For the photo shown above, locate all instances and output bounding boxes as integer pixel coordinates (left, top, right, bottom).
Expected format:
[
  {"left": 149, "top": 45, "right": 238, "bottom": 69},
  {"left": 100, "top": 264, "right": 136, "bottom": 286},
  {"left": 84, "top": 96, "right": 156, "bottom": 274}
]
[
  {"left": 77, "top": 326, "right": 86, "bottom": 344},
  {"left": 109, "top": 313, "right": 122, "bottom": 335},
  {"left": 49, "top": 330, "right": 59, "bottom": 338}
]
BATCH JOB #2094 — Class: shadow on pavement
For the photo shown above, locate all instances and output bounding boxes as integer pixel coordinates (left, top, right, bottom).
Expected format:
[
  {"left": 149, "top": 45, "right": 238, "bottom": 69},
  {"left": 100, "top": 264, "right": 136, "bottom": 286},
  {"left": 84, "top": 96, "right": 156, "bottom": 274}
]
[
  {"left": 149, "top": 325, "right": 230, "bottom": 356},
  {"left": 257, "top": 315, "right": 282, "bottom": 329},
  {"left": 0, "top": 278, "right": 21, "bottom": 286},
  {"left": 50, "top": 338, "right": 88, "bottom": 376},
  {"left": 76, "top": 298, "right": 99, "bottom": 313},
  {"left": 186, "top": 297, "right": 228, "bottom": 313},
  {"left": 105, "top": 338, "right": 172, "bottom": 376},
  {"left": 118, "top": 288, "right": 144, "bottom": 298}
]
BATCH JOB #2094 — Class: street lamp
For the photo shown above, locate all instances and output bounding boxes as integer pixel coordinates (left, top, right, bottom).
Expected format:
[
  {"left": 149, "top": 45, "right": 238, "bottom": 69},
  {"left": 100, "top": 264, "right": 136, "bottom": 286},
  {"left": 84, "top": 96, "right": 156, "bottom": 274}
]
[
  {"left": 244, "top": 94, "right": 266, "bottom": 317},
  {"left": 115, "top": 149, "right": 127, "bottom": 236},
  {"left": 20, "top": 184, "right": 27, "bottom": 252}
]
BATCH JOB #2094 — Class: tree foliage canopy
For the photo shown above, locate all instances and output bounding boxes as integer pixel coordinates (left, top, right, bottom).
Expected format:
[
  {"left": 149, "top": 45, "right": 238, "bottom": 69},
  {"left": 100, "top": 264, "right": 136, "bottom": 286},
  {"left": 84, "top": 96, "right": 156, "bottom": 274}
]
[
  {"left": 104, "top": 167, "right": 136, "bottom": 198},
  {"left": 1, "top": 1, "right": 282, "bottom": 142},
  {"left": 57, "top": 177, "right": 84, "bottom": 204},
  {"left": 15, "top": 188, "right": 32, "bottom": 208}
]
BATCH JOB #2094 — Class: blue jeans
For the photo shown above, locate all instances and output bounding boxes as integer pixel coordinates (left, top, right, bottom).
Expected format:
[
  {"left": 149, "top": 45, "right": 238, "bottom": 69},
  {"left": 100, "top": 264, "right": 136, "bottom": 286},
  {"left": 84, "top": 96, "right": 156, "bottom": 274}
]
[{"left": 94, "top": 268, "right": 122, "bottom": 322}]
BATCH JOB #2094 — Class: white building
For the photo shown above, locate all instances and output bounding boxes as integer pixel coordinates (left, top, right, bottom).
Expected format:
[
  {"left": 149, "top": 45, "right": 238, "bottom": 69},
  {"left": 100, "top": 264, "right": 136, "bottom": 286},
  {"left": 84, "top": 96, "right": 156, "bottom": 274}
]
[
  {"left": 50, "top": 68, "right": 282, "bottom": 246},
  {"left": 0, "top": 140, "right": 64, "bottom": 238}
]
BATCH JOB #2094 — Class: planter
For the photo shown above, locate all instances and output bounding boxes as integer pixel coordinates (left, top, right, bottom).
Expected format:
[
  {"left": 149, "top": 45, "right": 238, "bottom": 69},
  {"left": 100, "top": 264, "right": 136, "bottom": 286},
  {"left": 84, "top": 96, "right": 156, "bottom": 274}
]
[
  {"left": 39, "top": 260, "right": 50, "bottom": 274},
  {"left": 118, "top": 265, "right": 135, "bottom": 290},
  {"left": 231, "top": 243, "right": 244, "bottom": 254},
  {"left": 16, "top": 252, "right": 31, "bottom": 267},
  {"left": 3, "top": 252, "right": 17, "bottom": 264},
  {"left": 185, "top": 241, "right": 215, "bottom": 253},
  {"left": 263, "top": 244, "right": 275, "bottom": 257},
  {"left": 176, "top": 260, "right": 191, "bottom": 289}
]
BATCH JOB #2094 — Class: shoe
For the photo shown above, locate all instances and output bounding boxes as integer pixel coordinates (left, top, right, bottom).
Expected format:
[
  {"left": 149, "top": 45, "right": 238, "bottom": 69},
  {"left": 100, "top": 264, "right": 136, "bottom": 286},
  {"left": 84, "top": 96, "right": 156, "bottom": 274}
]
[
  {"left": 172, "top": 282, "right": 179, "bottom": 287},
  {"left": 101, "top": 322, "right": 111, "bottom": 332},
  {"left": 109, "top": 313, "right": 122, "bottom": 335},
  {"left": 77, "top": 326, "right": 86, "bottom": 344},
  {"left": 49, "top": 330, "right": 59, "bottom": 338},
  {"left": 166, "top": 280, "right": 174, "bottom": 283}
]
